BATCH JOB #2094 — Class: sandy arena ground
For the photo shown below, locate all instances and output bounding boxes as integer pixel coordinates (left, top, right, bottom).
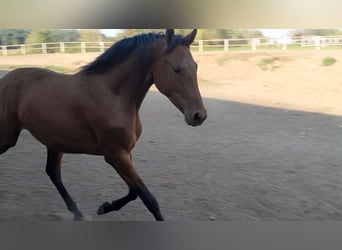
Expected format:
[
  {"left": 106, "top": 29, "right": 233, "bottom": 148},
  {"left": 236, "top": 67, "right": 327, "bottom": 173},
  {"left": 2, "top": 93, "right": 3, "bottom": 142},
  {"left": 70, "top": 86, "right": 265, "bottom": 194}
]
[{"left": 0, "top": 50, "right": 341, "bottom": 221}]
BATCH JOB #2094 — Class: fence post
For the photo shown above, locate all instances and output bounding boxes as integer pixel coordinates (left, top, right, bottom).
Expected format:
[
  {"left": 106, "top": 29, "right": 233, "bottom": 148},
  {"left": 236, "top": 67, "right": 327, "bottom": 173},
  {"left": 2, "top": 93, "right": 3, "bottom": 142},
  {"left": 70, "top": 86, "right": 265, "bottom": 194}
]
[
  {"left": 60, "top": 42, "right": 65, "bottom": 53},
  {"left": 315, "top": 37, "right": 321, "bottom": 50},
  {"left": 251, "top": 39, "right": 257, "bottom": 51},
  {"left": 301, "top": 37, "right": 305, "bottom": 47},
  {"left": 42, "top": 43, "right": 47, "bottom": 54},
  {"left": 20, "top": 44, "right": 26, "bottom": 55},
  {"left": 224, "top": 39, "right": 229, "bottom": 52},
  {"left": 99, "top": 42, "right": 104, "bottom": 52},
  {"left": 81, "top": 42, "right": 86, "bottom": 53},
  {"left": 199, "top": 40, "right": 203, "bottom": 52},
  {"left": 282, "top": 43, "right": 287, "bottom": 50},
  {"left": 1, "top": 46, "right": 7, "bottom": 56}
]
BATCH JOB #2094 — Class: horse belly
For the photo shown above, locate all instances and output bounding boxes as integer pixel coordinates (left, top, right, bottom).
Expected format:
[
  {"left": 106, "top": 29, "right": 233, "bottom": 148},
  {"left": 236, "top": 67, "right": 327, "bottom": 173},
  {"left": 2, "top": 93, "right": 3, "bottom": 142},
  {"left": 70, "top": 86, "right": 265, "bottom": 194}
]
[
  {"left": 26, "top": 123, "right": 103, "bottom": 155},
  {"left": 20, "top": 105, "right": 103, "bottom": 155}
]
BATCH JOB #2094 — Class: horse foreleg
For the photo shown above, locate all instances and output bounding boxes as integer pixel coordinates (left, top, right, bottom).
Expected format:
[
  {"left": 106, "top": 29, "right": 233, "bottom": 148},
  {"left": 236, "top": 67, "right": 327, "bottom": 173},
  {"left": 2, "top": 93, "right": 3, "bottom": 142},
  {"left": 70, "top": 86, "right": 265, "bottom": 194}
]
[
  {"left": 97, "top": 187, "right": 137, "bottom": 214},
  {"left": 45, "top": 148, "right": 84, "bottom": 221},
  {"left": 98, "top": 150, "right": 164, "bottom": 221}
]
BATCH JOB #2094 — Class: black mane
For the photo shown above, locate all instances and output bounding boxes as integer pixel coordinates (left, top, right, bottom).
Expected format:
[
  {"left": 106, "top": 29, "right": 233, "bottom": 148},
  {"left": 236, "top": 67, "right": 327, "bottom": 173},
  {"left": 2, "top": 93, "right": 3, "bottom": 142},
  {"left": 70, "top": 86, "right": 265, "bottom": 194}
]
[{"left": 80, "top": 32, "right": 188, "bottom": 75}]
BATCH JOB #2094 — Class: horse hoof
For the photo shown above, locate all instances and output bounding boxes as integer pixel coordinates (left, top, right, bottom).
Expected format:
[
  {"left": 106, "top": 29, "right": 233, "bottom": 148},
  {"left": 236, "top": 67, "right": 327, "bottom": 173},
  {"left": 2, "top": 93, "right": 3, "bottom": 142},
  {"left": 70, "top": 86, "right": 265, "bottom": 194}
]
[
  {"left": 74, "top": 215, "right": 85, "bottom": 221},
  {"left": 75, "top": 215, "right": 92, "bottom": 221},
  {"left": 97, "top": 202, "right": 111, "bottom": 215}
]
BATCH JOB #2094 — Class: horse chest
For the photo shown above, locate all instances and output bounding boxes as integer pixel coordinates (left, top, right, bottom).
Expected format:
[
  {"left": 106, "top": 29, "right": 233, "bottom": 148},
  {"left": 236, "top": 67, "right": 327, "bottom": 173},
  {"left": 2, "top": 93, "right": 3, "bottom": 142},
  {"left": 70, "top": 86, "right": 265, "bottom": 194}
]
[{"left": 97, "top": 113, "right": 141, "bottom": 151}]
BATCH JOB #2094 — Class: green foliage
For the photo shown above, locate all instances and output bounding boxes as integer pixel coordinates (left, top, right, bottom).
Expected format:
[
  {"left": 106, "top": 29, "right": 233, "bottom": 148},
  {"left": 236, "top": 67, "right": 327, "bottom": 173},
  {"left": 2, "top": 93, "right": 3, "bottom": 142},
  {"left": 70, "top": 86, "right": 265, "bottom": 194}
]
[
  {"left": 25, "top": 29, "right": 81, "bottom": 44},
  {"left": 49, "top": 30, "right": 80, "bottom": 42},
  {"left": 114, "top": 29, "right": 163, "bottom": 39},
  {"left": 322, "top": 57, "right": 337, "bottom": 66},
  {"left": 25, "top": 30, "right": 53, "bottom": 44},
  {"left": 0, "top": 29, "right": 30, "bottom": 45},
  {"left": 79, "top": 29, "right": 103, "bottom": 42},
  {"left": 190, "top": 29, "right": 263, "bottom": 40},
  {"left": 116, "top": 29, "right": 264, "bottom": 40},
  {"left": 291, "top": 29, "right": 342, "bottom": 37}
]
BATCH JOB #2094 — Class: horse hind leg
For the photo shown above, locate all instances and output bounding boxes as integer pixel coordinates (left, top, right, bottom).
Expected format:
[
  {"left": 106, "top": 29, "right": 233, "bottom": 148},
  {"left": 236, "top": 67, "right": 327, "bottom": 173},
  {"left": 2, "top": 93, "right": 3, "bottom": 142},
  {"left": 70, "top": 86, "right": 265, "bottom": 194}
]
[
  {"left": 0, "top": 143, "right": 13, "bottom": 154},
  {"left": 0, "top": 120, "right": 21, "bottom": 154},
  {"left": 45, "top": 148, "right": 84, "bottom": 221}
]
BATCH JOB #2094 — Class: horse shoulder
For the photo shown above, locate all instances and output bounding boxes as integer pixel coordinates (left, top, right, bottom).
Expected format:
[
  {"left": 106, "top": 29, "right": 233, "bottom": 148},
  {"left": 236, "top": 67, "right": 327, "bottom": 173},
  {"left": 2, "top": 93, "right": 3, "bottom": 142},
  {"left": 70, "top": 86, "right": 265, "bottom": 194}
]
[
  {"left": 96, "top": 123, "right": 137, "bottom": 153},
  {"left": 83, "top": 104, "right": 137, "bottom": 153}
]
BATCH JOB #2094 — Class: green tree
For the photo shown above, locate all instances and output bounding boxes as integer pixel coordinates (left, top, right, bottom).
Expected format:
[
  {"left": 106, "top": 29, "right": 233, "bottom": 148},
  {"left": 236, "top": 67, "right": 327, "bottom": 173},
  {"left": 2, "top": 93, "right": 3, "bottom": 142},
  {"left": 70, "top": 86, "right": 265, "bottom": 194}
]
[
  {"left": 25, "top": 29, "right": 81, "bottom": 44},
  {"left": 117, "top": 29, "right": 263, "bottom": 40},
  {"left": 79, "top": 29, "right": 102, "bottom": 42},
  {"left": 239, "top": 29, "right": 264, "bottom": 38},
  {"left": 49, "top": 30, "right": 80, "bottom": 42},
  {"left": 291, "top": 29, "right": 342, "bottom": 37},
  {"left": 25, "top": 30, "right": 53, "bottom": 44},
  {"left": 0, "top": 29, "right": 30, "bottom": 45}
]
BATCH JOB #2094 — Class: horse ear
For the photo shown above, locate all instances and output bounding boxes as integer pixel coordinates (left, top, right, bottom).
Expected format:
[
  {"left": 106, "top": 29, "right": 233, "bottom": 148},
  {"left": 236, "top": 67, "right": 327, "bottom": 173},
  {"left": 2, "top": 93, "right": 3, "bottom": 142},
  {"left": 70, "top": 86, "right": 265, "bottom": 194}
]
[
  {"left": 184, "top": 29, "right": 197, "bottom": 45},
  {"left": 166, "top": 29, "right": 174, "bottom": 46}
]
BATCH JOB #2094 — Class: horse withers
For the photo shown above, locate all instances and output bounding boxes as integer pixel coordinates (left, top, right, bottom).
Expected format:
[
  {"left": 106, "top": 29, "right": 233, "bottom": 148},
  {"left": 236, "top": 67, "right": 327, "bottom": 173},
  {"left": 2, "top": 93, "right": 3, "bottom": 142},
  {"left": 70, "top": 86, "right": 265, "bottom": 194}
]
[{"left": 0, "top": 29, "right": 207, "bottom": 220}]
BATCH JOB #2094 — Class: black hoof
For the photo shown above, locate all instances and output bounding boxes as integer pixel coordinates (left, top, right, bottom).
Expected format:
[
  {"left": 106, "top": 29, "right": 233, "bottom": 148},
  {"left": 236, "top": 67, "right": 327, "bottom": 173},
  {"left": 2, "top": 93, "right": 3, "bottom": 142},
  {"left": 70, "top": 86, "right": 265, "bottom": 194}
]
[
  {"left": 97, "top": 202, "right": 112, "bottom": 215},
  {"left": 74, "top": 215, "right": 85, "bottom": 221}
]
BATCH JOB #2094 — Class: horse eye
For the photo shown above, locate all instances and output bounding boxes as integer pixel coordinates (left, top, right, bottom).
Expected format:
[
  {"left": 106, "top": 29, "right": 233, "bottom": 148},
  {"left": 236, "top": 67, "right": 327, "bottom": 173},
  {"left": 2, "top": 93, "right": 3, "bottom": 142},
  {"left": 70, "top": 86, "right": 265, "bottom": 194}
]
[{"left": 173, "top": 67, "right": 181, "bottom": 74}]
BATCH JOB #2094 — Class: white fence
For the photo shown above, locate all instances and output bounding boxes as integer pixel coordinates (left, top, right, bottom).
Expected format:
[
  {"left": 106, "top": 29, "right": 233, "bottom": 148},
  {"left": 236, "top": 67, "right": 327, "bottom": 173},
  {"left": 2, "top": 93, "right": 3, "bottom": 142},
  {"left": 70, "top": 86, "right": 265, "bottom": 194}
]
[
  {"left": 2, "top": 36, "right": 342, "bottom": 56},
  {"left": 0, "top": 42, "right": 112, "bottom": 56},
  {"left": 191, "top": 36, "right": 342, "bottom": 52}
]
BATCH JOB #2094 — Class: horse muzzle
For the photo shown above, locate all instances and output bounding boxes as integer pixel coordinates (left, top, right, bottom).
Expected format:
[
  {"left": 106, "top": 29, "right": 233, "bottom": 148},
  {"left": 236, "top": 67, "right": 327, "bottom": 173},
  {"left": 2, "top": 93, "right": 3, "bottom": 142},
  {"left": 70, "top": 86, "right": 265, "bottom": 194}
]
[{"left": 185, "top": 110, "right": 207, "bottom": 127}]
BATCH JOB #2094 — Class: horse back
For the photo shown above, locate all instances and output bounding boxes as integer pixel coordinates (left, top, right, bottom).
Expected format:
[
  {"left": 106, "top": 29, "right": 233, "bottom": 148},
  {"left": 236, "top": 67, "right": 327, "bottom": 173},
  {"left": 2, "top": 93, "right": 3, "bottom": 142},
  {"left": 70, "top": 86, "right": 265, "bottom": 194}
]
[
  {"left": 0, "top": 68, "right": 78, "bottom": 123},
  {"left": 1, "top": 67, "right": 58, "bottom": 96}
]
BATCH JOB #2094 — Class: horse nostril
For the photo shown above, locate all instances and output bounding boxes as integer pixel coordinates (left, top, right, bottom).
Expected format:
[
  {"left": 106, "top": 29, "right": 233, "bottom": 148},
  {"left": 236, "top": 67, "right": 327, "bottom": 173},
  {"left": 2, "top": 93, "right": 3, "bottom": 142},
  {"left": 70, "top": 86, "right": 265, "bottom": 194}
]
[
  {"left": 188, "top": 111, "right": 206, "bottom": 126},
  {"left": 193, "top": 112, "right": 203, "bottom": 122}
]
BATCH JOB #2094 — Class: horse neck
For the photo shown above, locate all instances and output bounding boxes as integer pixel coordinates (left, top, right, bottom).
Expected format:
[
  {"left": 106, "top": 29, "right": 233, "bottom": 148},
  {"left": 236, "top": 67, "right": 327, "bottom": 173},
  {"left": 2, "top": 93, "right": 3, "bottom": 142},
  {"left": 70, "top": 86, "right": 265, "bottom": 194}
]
[
  {"left": 104, "top": 42, "right": 165, "bottom": 111},
  {"left": 99, "top": 54, "right": 152, "bottom": 110}
]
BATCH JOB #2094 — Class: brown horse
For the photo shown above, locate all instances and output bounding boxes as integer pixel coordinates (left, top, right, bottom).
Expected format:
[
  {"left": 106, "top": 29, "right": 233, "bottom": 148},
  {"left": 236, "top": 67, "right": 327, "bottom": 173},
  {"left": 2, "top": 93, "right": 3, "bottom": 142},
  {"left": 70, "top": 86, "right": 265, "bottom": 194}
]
[{"left": 0, "top": 29, "right": 207, "bottom": 221}]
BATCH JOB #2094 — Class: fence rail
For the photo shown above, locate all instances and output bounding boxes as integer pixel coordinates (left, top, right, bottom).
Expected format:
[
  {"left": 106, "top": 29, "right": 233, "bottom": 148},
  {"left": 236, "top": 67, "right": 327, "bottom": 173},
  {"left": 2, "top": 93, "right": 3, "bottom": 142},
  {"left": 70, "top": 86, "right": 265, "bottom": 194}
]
[
  {"left": 0, "top": 41, "right": 111, "bottom": 56},
  {"left": 2, "top": 36, "right": 342, "bottom": 56}
]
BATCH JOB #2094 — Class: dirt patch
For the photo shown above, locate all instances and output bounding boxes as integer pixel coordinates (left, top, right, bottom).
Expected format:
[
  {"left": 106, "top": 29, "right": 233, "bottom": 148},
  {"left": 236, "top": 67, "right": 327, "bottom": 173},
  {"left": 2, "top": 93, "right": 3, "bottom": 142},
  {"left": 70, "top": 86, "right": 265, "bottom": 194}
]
[{"left": 194, "top": 50, "right": 342, "bottom": 115}]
